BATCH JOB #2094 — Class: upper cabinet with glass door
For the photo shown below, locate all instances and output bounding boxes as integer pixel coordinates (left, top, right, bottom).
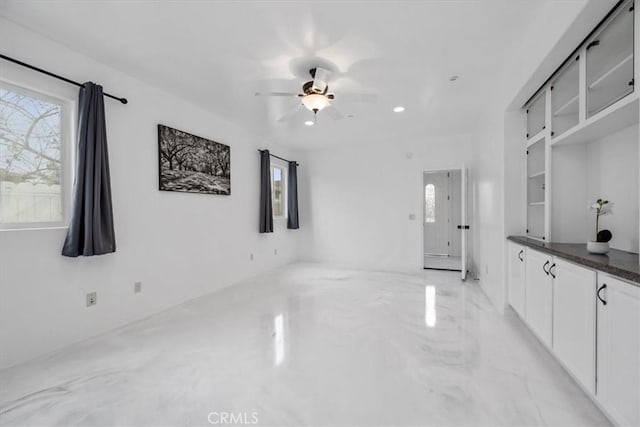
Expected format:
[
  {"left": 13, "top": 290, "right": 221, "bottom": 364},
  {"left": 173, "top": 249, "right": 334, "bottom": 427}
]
[
  {"left": 586, "top": 0, "right": 635, "bottom": 117},
  {"left": 551, "top": 57, "right": 580, "bottom": 138},
  {"left": 526, "top": 92, "right": 546, "bottom": 139}
]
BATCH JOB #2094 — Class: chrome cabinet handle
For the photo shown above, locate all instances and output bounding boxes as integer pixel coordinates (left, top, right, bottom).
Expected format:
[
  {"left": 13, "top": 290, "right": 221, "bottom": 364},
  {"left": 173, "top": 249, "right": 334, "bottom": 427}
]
[
  {"left": 543, "top": 260, "right": 550, "bottom": 276},
  {"left": 597, "top": 284, "right": 607, "bottom": 305},
  {"left": 549, "top": 263, "right": 556, "bottom": 279},
  {"left": 518, "top": 250, "right": 524, "bottom": 262}
]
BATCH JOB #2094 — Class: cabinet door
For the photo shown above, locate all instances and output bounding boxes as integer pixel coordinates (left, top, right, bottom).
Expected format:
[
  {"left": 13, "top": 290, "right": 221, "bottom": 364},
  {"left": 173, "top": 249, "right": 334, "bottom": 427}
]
[
  {"left": 551, "top": 57, "right": 580, "bottom": 137},
  {"left": 525, "top": 249, "right": 553, "bottom": 347},
  {"left": 552, "top": 259, "right": 596, "bottom": 394},
  {"left": 586, "top": 0, "right": 635, "bottom": 117},
  {"left": 597, "top": 275, "right": 640, "bottom": 427},
  {"left": 526, "top": 92, "right": 546, "bottom": 139},
  {"left": 507, "top": 242, "right": 526, "bottom": 317}
]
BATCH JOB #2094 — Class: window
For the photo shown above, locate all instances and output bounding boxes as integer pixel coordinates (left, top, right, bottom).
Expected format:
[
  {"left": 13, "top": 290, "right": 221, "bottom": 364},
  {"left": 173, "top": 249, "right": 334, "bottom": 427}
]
[
  {"left": 0, "top": 82, "right": 71, "bottom": 228},
  {"left": 270, "top": 162, "right": 287, "bottom": 219},
  {"left": 425, "top": 184, "right": 435, "bottom": 223}
]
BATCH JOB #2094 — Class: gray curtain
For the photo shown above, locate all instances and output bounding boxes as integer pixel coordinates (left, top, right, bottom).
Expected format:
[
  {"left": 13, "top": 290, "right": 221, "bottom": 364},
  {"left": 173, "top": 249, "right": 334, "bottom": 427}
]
[
  {"left": 62, "top": 82, "right": 116, "bottom": 257},
  {"left": 259, "top": 150, "right": 273, "bottom": 233},
  {"left": 287, "top": 161, "right": 299, "bottom": 229}
]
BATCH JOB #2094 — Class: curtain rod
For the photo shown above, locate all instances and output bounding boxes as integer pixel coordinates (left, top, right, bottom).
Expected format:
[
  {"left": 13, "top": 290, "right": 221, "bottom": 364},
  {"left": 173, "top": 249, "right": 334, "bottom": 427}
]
[
  {"left": 258, "top": 149, "right": 299, "bottom": 166},
  {"left": 0, "top": 53, "right": 128, "bottom": 104}
]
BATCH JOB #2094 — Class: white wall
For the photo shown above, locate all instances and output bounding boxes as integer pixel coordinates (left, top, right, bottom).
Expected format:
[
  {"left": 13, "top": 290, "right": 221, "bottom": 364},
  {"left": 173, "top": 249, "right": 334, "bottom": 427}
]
[
  {"left": 299, "top": 135, "right": 472, "bottom": 273},
  {"left": 470, "top": 113, "right": 506, "bottom": 307},
  {"left": 0, "top": 18, "right": 302, "bottom": 370}
]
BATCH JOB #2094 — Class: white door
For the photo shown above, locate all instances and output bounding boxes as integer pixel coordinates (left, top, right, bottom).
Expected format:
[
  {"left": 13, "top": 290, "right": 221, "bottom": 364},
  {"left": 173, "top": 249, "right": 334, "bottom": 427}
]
[
  {"left": 525, "top": 249, "right": 553, "bottom": 347},
  {"left": 597, "top": 274, "right": 640, "bottom": 427},
  {"left": 507, "top": 242, "right": 526, "bottom": 317},
  {"left": 552, "top": 258, "right": 596, "bottom": 394},
  {"left": 460, "top": 166, "right": 468, "bottom": 280},
  {"left": 423, "top": 171, "right": 450, "bottom": 255}
]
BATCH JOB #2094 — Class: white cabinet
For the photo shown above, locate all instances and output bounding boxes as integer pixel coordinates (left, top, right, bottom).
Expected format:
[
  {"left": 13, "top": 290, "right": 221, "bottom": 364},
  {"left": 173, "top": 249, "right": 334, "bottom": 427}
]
[
  {"left": 526, "top": 92, "right": 546, "bottom": 139},
  {"left": 527, "top": 140, "right": 547, "bottom": 240},
  {"left": 507, "top": 240, "right": 640, "bottom": 426},
  {"left": 551, "top": 56, "right": 580, "bottom": 137},
  {"left": 552, "top": 258, "right": 596, "bottom": 394},
  {"left": 585, "top": 0, "right": 635, "bottom": 117},
  {"left": 524, "top": 248, "right": 553, "bottom": 347},
  {"left": 507, "top": 242, "right": 526, "bottom": 317},
  {"left": 596, "top": 274, "right": 640, "bottom": 427}
]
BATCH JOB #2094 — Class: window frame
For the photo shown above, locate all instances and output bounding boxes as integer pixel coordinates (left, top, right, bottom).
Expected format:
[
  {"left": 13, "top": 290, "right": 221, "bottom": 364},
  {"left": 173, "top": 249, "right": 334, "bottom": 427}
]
[
  {"left": 270, "top": 159, "right": 288, "bottom": 220},
  {"left": 0, "top": 80, "right": 74, "bottom": 230}
]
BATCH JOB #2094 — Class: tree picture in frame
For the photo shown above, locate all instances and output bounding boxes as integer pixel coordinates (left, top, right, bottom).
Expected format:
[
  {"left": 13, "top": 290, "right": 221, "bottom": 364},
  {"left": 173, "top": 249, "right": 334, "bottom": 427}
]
[{"left": 158, "top": 124, "right": 230, "bottom": 195}]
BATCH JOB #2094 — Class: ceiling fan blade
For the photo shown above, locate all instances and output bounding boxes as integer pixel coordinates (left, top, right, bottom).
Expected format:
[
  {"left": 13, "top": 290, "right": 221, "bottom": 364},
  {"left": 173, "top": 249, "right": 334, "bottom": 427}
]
[
  {"left": 311, "top": 67, "right": 331, "bottom": 93},
  {"left": 338, "top": 93, "right": 378, "bottom": 103},
  {"left": 254, "top": 92, "right": 299, "bottom": 97},
  {"left": 325, "top": 105, "right": 344, "bottom": 121},
  {"left": 277, "top": 104, "right": 303, "bottom": 122}
]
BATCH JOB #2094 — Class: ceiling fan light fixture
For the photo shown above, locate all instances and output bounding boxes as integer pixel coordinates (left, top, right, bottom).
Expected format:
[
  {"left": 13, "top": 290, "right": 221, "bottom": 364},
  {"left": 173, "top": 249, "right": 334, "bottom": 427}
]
[
  {"left": 302, "top": 94, "right": 330, "bottom": 112},
  {"left": 304, "top": 120, "right": 315, "bottom": 126},
  {"left": 393, "top": 106, "right": 405, "bottom": 113}
]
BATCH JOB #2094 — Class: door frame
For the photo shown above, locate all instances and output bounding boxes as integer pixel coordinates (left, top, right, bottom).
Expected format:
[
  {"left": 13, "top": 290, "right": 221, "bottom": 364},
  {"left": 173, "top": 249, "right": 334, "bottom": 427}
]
[
  {"left": 422, "top": 168, "right": 463, "bottom": 272},
  {"left": 420, "top": 163, "right": 471, "bottom": 280}
]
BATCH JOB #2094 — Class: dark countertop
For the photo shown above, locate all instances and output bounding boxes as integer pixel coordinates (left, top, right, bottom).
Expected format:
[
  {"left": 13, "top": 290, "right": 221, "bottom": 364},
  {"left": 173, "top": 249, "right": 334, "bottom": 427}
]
[{"left": 507, "top": 236, "right": 640, "bottom": 286}]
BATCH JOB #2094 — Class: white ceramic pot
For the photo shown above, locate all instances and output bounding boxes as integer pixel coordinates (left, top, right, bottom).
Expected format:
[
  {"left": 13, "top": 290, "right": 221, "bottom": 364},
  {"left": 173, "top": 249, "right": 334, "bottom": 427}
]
[{"left": 587, "top": 241, "right": 610, "bottom": 254}]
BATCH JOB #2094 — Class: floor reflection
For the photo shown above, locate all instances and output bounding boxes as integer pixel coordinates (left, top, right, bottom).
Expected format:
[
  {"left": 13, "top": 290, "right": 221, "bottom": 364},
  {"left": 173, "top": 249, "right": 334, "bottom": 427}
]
[
  {"left": 274, "top": 313, "right": 284, "bottom": 366},
  {"left": 425, "top": 285, "right": 436, "bottom": 328}
]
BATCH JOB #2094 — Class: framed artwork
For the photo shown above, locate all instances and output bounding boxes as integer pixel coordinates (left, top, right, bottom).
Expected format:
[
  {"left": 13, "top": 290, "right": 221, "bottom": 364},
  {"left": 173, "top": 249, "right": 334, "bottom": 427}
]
[{"left": 158, "top": 124, "right": 230, "bottom": 195}]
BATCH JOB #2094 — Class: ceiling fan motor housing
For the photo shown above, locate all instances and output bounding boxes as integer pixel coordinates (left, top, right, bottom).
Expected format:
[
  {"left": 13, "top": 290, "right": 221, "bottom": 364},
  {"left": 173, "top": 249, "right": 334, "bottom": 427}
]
[{"left": 302, "top": 80, "right": 329, "bottom": 95}]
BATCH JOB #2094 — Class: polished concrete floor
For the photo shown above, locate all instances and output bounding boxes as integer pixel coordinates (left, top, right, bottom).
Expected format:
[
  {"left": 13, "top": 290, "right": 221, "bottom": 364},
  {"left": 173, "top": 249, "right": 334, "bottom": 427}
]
[{"left": 0, "top": 264, "right": 609, "bottom": 426}]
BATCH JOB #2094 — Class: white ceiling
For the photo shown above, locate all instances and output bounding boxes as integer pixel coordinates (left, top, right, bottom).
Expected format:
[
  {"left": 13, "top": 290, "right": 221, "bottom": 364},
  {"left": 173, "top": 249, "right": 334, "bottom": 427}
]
[{"left": 1, "top": 0, "right": 587, "bottom": 149}]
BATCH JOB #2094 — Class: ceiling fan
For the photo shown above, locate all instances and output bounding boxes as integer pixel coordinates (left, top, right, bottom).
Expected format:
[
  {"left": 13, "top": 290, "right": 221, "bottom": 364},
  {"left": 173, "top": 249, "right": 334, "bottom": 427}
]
[{"left": 255, "top": 67, "right": 377, "bottom": 123}]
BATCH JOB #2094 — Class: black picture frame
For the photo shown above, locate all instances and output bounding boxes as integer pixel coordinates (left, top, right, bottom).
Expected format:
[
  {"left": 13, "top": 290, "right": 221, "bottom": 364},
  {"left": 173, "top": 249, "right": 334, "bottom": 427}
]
[{"left": 157, "top": 124, "right": 231, "bottom": 195}]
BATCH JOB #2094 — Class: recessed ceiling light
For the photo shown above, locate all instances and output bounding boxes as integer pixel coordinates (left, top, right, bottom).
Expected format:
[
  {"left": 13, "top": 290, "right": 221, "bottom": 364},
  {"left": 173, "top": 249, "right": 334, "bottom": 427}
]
[
  {"left": 393, "top": 106, "right": 405, "bottom": 113},
  {"left": 449, "top": 75, "right": 460, "bottom": 81},
  {"left": 304, "top": 120, "right": 315, "bottom": 126}
]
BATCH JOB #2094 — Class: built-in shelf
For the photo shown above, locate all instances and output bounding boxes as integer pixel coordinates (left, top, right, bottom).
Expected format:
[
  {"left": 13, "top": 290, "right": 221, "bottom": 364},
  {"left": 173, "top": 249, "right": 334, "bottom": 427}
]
[
  {"left": 527, "top": 129, "right": 546, "bottom": 146},
  {"left": 529, "top": 201, "right": 546, "bottom": 206},
  {"left": 588, "top": 53, "right": 633, "bottom": 91},
  {"left": 553, "top": 95, "right": 578, "bottom": 117},
  {"left": 551, "top": 94, "right": 638, "bottom": 146},
  {"left": 529, "top": 171, "right": 545, "bottom": 179}
]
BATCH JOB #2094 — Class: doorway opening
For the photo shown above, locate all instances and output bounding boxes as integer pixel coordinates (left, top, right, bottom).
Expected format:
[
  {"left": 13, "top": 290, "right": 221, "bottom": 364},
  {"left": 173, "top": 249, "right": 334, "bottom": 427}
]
[{"left": 423, "top": 169, "right": 466, "bottom": 273}]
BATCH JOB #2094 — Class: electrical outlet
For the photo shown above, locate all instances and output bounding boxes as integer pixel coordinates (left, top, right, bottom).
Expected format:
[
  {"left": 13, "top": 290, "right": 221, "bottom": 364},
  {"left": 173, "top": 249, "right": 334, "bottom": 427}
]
[
  {"left": 86, "top": 292, "right": 97, "bottom": 307},
  {"left": 250, "top": 253, "right": 254, "bottom": 261},
  {"left": 134, "top": 281, "right": 142, "bottom": 294},
  {"left": 274, "top": 249, "right": 278, "bottom": 255}
]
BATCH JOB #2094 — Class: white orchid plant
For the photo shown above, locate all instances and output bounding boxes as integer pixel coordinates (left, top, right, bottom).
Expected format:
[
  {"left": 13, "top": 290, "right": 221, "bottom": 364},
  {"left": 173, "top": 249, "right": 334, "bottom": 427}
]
[{"left": 590, "top": 198, "right": 613, "bottom": 243}]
